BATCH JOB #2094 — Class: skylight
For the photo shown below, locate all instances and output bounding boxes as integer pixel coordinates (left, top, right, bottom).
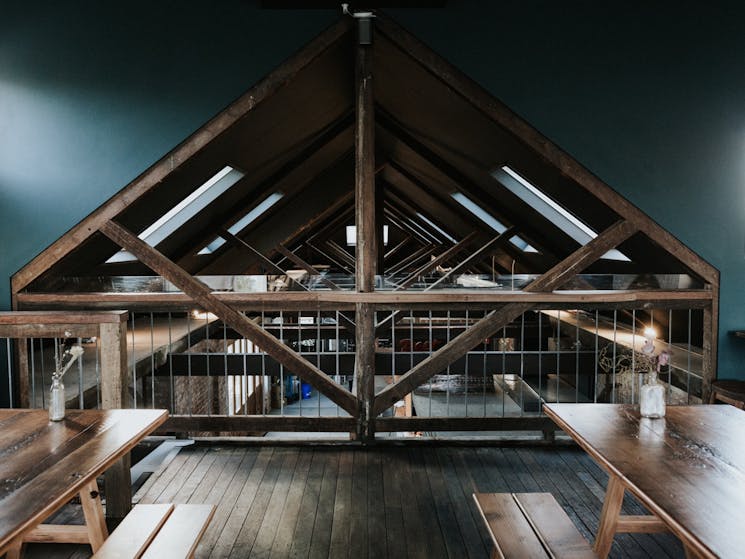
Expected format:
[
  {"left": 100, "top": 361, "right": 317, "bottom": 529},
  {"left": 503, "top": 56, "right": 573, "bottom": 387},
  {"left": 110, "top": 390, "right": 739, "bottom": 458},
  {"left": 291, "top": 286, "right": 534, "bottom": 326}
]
[
  {"left": 495, "top": 166, "right": 630, "bottom": 261},
  {"left": 451, "top": 192, "right": 538, "bottom": 253},
  {"left": 416, "top": 213, "right": 457, "bottom": 243},
  {"left": 451, "top": 193, "right": 507, "bottom": 234},
  {"left": 346, "top": 225, "right": 389, "bottom": 247},
  {"left": 108, "top": 166, "right": 245, "bottom": 263},
  {"left": 198, "top": 192, "right": 284, "bottom": 255}
]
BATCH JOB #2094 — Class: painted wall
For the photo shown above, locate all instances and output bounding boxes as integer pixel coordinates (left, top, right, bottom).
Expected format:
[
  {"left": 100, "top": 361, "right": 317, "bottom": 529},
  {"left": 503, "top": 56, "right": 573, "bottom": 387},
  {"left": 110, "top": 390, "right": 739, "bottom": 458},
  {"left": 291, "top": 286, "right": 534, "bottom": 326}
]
[{"left": 1, "top": 1, "right": 744, "bottom": 405}]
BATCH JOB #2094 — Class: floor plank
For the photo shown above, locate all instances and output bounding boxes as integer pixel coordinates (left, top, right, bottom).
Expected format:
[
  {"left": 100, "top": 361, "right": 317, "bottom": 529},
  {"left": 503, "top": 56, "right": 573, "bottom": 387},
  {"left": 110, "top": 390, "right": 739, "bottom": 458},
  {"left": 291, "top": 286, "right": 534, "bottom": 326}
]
[{"left": 21, "top": 444, "right": 687, "bottom": 559}]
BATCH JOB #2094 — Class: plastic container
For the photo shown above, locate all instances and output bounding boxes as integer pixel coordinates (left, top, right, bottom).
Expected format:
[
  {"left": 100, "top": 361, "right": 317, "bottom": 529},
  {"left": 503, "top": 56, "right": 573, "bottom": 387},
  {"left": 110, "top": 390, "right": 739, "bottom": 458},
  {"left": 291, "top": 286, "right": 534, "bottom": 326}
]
[{"left": 301, "top": 382, "right": 312, "bottom": 399}]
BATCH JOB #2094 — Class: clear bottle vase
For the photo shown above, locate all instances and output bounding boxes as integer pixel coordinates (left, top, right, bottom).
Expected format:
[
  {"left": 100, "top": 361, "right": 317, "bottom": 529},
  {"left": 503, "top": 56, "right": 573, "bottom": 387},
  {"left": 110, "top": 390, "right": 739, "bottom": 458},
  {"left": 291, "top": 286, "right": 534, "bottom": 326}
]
[
  {"left": 49, "top": 375, "right": 66, "bottom": 421},
  {"left": 640, "top": 370, "right": 665, "bottom": 418}
]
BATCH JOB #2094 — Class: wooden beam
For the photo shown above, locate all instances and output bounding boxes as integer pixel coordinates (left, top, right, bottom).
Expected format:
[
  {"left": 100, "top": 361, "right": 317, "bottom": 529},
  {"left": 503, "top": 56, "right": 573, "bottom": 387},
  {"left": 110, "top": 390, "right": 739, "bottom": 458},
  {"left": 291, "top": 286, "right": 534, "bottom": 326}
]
[
  {"left": 354, "top": 33, "right": 376, "bottom": 442},
  {"left": 355, "top": 302, "right": 376, "bottom": 441},
  {"left": 16, "top": 289, "right": 713, "bottom": 312},
  {"left": 99, "top": 220, "right": 358, "bottom": 416},
  {"left": 376, "top": 16, "right": 718, "bottom": 286},
  {"left": 161, "top": 415, "right": 356, "bottom": 433},
  {"left": 702, "top": 280, "right": 719, "bottom": 401},
  {"left": 426, "top": 229, "right": 515, "bottom": 290},
  {"left": 374, "top": 416, "right": 557, "bottom": 432},
  {"left": 526, "top": 220, "right": 637, "bottom": 292},
  {"left": 383, "top": 236, "right": 411, "bottom": 263},
  {"left": 275, "top": 244, "right": 341, "bottom": 290},
  {"left": 385, "top": 243, "right": 436, "bottom": 277},
  {"left": 327, "top": 239, "right": 357, "bottom": 269},
  {"left": 355, "top": 40, "right": 376, "bottom": 291},
  {"left": 220, "top": 231, "right": 309, "bottom": 291},
  {"left": 396, "top": 231, "right": 479, "bottom": 290},
  {"left": 372, "top": 303, "right": 533, "bottom": 415},
  {"left": 373, "top": 220, "right": 642, "bottom": 416},
  {"left": 279, "top": 191, "right": 354, "bottom": 251},
  {"left": 11, "top": 18, "right": 353, "bottom": 296},
  {"left": 305, "top": 241, "right": 355, "bottom": 275}
]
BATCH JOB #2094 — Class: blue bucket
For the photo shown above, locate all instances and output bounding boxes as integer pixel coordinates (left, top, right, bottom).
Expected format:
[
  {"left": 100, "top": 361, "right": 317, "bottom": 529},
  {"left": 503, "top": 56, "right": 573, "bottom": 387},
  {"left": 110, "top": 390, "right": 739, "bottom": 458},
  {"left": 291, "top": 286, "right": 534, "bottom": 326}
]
[{"left": 301, "top": 382, "right": 312, "bottom": 399}]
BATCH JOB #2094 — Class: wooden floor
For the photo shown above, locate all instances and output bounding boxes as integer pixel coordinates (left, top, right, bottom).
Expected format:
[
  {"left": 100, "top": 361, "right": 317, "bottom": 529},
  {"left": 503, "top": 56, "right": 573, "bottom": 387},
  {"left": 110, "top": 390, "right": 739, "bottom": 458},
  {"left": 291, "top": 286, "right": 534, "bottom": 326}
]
[{"left": 22, "top": 443, "right": 684, "bottom": 559}]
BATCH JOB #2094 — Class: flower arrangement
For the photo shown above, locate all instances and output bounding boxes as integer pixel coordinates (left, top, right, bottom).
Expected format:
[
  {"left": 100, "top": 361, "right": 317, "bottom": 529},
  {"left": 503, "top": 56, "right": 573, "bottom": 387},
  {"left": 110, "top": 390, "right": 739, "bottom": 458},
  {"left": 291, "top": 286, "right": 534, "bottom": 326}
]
[
  {"left": 49, "top": 341, "right": 84, "bottom": 421},
  {"left": 53, "top": 344, "right": 85, "bottom": 381},
  {"left": 598, "top": 345, "right": 671, "bottom": 378},
  {"left": 597, "top": 329, "right": 671, "bottom": 408}
]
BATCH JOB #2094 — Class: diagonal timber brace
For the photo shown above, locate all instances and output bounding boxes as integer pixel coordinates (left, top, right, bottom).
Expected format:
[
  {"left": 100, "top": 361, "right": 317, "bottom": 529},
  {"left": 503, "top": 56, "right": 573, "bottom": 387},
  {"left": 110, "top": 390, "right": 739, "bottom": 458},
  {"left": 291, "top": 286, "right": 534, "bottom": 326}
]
[
  {"left": 373, "top": 219, "right": 638, "bottom": 416},
  {"left": 99, "top": 220, "right": 358, "bottom": 416}
]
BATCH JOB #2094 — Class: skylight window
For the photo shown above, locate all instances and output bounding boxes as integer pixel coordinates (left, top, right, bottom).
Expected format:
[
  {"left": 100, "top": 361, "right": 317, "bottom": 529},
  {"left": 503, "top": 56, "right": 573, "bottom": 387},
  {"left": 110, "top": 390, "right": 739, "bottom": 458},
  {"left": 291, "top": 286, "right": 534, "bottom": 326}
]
[
  {"left": 451, "top": 193, "right": 507, "bottom": 234},
  {"left": 108, "top": 166, "right": 244, "bottom": 263},
  {"left": 346, "top": 225, "right": 389, "bottom": 247},
  {"left": 416, "top": 213, "right": 457, "bottom": 243},
  {"left": 495, "top": 166, "right": 630, "bottom": 261},
  {"left": 198, "top": 192, "right": 284, "bottom": 255},
  {"left": 451, "top": 192, "right": 537, "bottom": 253}
]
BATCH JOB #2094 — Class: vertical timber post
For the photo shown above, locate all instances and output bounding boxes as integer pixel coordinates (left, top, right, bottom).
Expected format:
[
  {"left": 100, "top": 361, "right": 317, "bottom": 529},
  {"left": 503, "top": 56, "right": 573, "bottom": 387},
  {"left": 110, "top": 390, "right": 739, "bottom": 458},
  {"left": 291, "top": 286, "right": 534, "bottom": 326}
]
[
  {"left": 702, "top": 281, "right": 719, "bottom": 402},
  {"left": 354, "top": 15, "right": 377, "bottom": 443},
  {"left": 99, "top": 312, "right": 132, "bottom": 522}
]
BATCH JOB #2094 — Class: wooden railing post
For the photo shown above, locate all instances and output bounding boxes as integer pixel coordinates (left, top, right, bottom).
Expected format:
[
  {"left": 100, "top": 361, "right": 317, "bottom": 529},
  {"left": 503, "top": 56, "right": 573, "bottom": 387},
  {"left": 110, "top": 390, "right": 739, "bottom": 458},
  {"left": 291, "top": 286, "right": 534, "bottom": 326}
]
[
  {"left": 98, "top": 311, "right": 131, "bottom": 522},
  {"left": 99, "top": 313, "right": 129, "bottom": 409}
]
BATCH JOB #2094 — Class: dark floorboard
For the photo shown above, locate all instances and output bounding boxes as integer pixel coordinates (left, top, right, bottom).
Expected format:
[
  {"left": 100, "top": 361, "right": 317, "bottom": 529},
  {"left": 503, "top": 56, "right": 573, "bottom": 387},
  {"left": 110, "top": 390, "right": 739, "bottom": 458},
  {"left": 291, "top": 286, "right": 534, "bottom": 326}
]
[{"left": 18, "top": 444, "right": 685, "bottom": 559}]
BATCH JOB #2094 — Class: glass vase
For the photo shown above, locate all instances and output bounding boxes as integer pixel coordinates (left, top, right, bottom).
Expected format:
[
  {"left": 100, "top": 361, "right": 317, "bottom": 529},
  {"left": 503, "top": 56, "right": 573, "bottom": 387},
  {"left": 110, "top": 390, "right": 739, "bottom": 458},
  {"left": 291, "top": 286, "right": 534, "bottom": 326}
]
[
  {"left": 49, "top": 376, "right": 66, "bottom": 421},
  {"left": 640, "top": 370, "right": 665, "bottom": 418}
]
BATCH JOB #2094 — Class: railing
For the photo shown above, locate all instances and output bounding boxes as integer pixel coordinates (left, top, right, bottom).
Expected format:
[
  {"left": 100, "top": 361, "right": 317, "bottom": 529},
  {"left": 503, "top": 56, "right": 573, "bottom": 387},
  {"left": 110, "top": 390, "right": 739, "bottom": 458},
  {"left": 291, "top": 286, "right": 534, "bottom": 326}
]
[
  {"left": 0, "top": 303, "right": 704, "bottom": 437},
  {"left": 0, "top": 311, "right": 128, "bottom": 410}
]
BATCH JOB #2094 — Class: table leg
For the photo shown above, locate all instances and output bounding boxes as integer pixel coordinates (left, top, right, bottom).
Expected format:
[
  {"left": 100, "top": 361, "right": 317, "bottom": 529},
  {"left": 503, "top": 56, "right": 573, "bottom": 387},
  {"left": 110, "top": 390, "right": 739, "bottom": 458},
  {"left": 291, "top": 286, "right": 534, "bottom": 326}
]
[
  {"left": 594, "top": 473, "right": 625, "bottom": 559},
  {"left": 80, "top": 479, "right": 109, "bottom": 552},
  {"left": 104, "top": 453, "right": 132, "bottom": 521}
]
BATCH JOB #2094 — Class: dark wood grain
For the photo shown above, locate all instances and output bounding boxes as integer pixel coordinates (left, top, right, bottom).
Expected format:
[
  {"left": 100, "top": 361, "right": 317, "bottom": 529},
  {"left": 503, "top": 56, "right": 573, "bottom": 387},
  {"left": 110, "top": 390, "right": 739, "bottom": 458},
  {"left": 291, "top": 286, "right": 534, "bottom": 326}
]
[
  {"left": 544, "top": 403, "right": 745, "bottom": 559},
  {"left": 0, "top": 409, "right": 167, "bottom": 555}
]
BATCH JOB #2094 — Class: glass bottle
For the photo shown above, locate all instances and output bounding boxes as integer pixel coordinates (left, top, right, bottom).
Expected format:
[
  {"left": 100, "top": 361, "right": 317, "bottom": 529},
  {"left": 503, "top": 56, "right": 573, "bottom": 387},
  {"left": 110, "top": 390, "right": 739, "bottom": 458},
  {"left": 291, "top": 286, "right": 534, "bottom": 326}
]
[
  {"left": 640, "top": 369, "right": 665, "bottom": 418},
  {"left": 49, "top": 375, "right": 66, "bottom": 421}
]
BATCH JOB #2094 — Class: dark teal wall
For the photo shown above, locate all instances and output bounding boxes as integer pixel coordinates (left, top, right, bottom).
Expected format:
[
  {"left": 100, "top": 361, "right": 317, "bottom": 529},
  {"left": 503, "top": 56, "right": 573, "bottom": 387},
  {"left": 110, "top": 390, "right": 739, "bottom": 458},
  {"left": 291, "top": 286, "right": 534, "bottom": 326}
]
[{"left": 2, "top": 1, "right": 743, "bottom": 392}]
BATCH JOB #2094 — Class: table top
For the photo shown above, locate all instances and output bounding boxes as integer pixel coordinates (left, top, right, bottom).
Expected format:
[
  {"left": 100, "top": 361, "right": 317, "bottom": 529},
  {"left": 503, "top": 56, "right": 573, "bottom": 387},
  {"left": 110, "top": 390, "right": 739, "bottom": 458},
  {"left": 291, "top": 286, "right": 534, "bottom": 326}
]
[
  {"left": 0, "top": 408, "right": 168, "bottom": 552},
  {"left": 543, "top": 403, "right": 745, "bottom": 559}
]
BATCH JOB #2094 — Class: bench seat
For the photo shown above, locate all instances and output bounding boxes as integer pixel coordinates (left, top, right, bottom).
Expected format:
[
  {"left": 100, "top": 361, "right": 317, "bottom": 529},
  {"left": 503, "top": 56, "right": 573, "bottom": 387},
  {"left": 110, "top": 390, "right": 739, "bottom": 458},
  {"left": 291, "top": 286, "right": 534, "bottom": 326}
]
[
  {"left": 92, "top": 503, "right": 215, "bottom": 559},
  {"left": 473, "top": 492, "right": 597, "bottom": 559}
]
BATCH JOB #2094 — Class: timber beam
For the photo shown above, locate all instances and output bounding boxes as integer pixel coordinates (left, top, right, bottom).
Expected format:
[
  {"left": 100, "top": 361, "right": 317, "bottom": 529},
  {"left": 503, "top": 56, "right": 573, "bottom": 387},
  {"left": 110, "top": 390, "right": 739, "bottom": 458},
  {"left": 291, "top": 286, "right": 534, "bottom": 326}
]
[
  {"left": 373, "top": 220, "right": 639, "bottom": 415},
  {"left": 99, "top": 219, "right": 358, "bottom": 416}
]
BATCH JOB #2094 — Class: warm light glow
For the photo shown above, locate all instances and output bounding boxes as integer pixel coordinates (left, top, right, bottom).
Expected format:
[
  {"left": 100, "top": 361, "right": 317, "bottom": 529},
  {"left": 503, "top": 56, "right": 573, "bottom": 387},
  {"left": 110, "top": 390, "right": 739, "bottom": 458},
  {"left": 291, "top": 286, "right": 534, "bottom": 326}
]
[
  {"left": 643, "top": 327, "right": 657, "bottom": 340},
  {"left": 192, "top": 310, "right": 218, "bottom": 321}
]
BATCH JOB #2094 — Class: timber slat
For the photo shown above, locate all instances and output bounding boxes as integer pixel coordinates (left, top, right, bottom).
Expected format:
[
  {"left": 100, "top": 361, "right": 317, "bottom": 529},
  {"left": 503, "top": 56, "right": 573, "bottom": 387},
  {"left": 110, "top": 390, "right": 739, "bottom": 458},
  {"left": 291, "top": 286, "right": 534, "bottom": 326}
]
[{"left": 24, "top": 445, "right": 682, "bottom": 559}]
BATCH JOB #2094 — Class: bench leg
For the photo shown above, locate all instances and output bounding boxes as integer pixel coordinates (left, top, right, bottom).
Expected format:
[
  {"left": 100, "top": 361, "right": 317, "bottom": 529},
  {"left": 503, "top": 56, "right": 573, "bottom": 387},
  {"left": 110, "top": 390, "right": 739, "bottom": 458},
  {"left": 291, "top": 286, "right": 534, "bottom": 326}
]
[
  {"left": 80, "top": 479, "right": 109, "bottom": 552},
  {"left": 594, "top": 473, "right": 625, "bottom": 559}
]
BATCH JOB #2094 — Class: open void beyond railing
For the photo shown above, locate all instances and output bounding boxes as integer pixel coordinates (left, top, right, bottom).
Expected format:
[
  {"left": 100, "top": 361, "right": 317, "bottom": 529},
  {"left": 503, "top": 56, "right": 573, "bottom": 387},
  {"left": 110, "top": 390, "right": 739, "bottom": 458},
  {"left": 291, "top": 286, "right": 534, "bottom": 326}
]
[{"left": 2, "top": 298, "right": 708, "bottom": 441}]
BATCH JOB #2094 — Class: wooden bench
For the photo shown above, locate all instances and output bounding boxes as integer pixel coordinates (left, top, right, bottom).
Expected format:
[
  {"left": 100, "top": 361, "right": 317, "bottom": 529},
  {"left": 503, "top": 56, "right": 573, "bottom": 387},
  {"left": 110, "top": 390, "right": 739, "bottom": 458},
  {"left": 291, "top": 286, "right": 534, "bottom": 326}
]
[
  {"left": 92, "top": 503, "right": 215, "bottom": 559},
  {"left": 473, "top": 492, "right": 597, "bottom": 558}
]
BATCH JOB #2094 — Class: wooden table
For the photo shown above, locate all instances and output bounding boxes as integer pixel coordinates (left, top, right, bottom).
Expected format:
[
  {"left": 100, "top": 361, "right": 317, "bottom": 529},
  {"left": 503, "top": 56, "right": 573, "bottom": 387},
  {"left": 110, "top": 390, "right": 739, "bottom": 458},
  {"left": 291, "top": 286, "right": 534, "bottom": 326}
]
[
  {"left": 0, "top": 408, "right": 168, "bottom": 558},
  {"left": 543, "top": 403, "right": 745, "bottom": 559}
]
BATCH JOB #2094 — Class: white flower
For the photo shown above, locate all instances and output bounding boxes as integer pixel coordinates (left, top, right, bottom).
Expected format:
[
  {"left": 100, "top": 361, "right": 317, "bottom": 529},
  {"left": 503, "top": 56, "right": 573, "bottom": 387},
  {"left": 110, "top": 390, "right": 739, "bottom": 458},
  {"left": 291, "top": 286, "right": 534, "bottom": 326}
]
[{"left": 54, "top": 344, "right": 85, "bottom": 380}]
